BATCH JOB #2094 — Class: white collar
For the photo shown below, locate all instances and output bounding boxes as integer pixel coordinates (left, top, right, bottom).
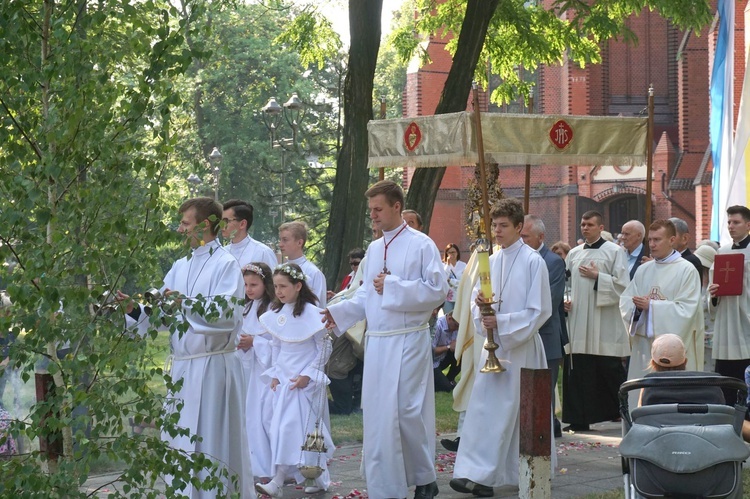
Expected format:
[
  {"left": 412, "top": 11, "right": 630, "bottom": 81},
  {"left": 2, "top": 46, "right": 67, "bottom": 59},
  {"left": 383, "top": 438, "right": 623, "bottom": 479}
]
[
  {"left": 382, "top": 222, "right": 408, "bottom": 238},
  {"left": 230, "top": 235, "right": 251, "bottom": 248},
  {"left": 655, "top": 249, "right": 682, "bottom": 264},
  {"left": 501, "top": 238, "right": 524, "bottom": 253},
  {"left": 259, "top": 303, "right": 325, "bottom": 342},
  {"left": 288, "top": 255, "right": 308, "bottom": 265}
]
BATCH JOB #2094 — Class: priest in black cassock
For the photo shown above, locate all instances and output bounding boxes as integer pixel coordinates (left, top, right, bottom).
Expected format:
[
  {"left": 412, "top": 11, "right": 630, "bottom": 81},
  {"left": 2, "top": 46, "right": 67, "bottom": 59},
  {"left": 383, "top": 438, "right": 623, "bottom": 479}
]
[{"left": 563, "top": 211, "right": 630, "bottom": 432}]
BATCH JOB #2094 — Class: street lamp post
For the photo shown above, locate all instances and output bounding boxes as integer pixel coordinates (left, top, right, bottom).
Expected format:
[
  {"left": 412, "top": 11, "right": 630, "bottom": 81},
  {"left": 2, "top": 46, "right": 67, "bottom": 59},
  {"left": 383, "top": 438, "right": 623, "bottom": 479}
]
[
  {"left": 261, "top": 93, "right": 305, "bottom": 225},
  {"left": 187, "top": 173, "right": 203, "bottom": 197},
  {"left": 208, "top": 147, "right": 222, "bottom": 201}
]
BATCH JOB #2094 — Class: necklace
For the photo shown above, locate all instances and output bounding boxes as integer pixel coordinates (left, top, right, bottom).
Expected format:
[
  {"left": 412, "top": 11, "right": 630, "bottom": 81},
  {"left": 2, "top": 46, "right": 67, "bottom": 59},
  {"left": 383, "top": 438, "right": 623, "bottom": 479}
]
[
  {"left": 496, "top": 243, "right": 523, "bottom": 307},
  {"left": 382, "top": 222, "right": 408, "bottom": 274},
  {"left": 186, "top": 246, "right": 215, "bottom": 296}
]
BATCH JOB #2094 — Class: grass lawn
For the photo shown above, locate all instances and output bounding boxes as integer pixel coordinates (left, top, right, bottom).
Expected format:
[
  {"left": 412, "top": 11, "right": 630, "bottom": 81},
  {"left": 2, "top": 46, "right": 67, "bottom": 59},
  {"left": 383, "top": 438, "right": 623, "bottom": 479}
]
[{"left": 329, "top": 391, "right": 459, "bottom": 446}]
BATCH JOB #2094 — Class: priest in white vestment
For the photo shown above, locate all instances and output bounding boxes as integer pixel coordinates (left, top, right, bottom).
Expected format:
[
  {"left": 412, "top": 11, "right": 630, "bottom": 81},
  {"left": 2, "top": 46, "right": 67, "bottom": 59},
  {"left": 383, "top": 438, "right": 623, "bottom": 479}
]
[
  {"left": 620, "top": 220, "right": 704, "bottom": 409},
  {"left": 279, "top": 221, "right": 327, "bottom": 307},
  {"left": 323, "top": 181, "right": 448, "bottom": 499},
  {"left": 450, "top": 198, "right": 552, "bottom": 496},
  {"left": 222, "top": 199, "right": 278, "bottom": 270},
  {"left": 563, "top": 210, "right": 630, "bottom": 430},
  {"left": 122, "top": 198, "right": 252, "bottom": 498},
  {"left": 708, "top": 205, "right": 750, "bottom": 402}
]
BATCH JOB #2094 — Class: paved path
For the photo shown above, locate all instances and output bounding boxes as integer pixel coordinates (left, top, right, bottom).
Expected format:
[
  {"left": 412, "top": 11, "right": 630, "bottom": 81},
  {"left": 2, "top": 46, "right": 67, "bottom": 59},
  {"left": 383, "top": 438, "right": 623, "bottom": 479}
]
[{"left": 83, "top": 421, "right": 624, "bottom": 498}]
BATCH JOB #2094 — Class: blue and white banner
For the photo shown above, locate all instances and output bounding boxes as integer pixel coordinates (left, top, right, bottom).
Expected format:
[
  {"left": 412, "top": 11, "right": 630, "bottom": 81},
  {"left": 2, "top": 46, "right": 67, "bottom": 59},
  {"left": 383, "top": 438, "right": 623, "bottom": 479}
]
[
  {"left": 710, "top": 0, "right": 736, "bottom": 243},
  {"left": 725, "top": 41, "right": 750, "bottom": 241}
]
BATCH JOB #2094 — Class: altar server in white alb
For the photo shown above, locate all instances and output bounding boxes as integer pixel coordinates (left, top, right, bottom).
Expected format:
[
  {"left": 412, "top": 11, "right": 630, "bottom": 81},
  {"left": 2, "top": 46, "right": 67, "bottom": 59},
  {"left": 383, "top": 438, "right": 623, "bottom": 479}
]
[
  {"left": 563, "top": 210, "right": 630, "bottom": 431},
  {"left": 709, "top": 205, "right": 750, "bottom": 396},
  {"left": 120, "top": 197, "right": 252, "bottom": 498},
  {"left": 620, "top": 219, "right": 704, "bottom": 409},
  {"left": 278, "top": 221, "right": 327, "bottom": 307},
  {"left": 237, "top": 262, "right": 276, "bottom": 481},
  {"left": 450, "top": 198, "right": 552, "bottom": 497},
  {"left": 222, "top": 199, "right": 278, "bottom": 269},
  {"left": 322, "top": 180, "right": 448, "bottom": 499},
  {"left": 255, "top": 263, "right": 333, "bottom": 498}
]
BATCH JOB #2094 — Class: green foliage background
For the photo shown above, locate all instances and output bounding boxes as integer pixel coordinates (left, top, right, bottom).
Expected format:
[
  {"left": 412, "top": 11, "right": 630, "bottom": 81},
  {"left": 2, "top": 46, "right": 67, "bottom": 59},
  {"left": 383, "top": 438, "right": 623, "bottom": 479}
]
[{"left": 0, "top": 0, "right": 720, "bottom": 495}]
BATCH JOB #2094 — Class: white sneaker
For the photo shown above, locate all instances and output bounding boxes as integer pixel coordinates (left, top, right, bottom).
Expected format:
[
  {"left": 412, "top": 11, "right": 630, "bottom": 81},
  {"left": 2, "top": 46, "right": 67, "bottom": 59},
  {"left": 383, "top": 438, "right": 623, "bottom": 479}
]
[
  {"left": 304, "top": 485, "right": 325, "bottom": 494},
  {"left": 255, "top": 481, "right": 283, "bottom": 498}
]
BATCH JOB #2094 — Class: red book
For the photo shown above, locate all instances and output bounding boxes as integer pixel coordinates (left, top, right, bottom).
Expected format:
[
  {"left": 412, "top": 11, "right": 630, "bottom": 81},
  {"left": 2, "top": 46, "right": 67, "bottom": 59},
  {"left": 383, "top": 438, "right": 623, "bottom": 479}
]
[{"left": 713, "top": 253, "right": 745, "bottom": 296}]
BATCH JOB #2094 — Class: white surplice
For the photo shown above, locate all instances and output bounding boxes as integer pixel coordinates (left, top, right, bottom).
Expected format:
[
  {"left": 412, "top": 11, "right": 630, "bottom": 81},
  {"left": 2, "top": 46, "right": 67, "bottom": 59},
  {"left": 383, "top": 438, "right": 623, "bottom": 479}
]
[
  {"left": 709, "top": 246, "right": 750, "bottom": 360},
  {"left": 327, "top": 224, "right": 448, "bottom": 499},
  {"left": 620, "top": 253, "right": 704, "bottom": 408},
  {"left": 566, "top": 241, "right": 630, "bottom": 356},
  {"left": 127, "top": 239, "right": 252, "bottom": 498},
  {"left": 227, "top": 235, "right": 278, "bottom": 270},
  {"left": 453, "top": 239, "right": 553, "bottom": 487},
  {"left": 259, "top": 303, "right": 333, "bottom": 488},
  {"left": 288, "top": 256, "right": 327, "bottom": 307},
  {"left": 238, "top": 300, "right": 274, "bottom": 479}
]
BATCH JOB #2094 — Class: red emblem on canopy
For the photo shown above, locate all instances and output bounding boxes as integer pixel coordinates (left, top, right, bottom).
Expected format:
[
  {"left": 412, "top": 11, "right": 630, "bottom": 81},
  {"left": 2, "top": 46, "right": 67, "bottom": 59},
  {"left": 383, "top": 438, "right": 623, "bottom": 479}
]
[
  {"left": 549, "top": 119, "right": 573, "bottom": 150},
  {"left": 404, "top": 122, "right": 422, "bottom": 152}
]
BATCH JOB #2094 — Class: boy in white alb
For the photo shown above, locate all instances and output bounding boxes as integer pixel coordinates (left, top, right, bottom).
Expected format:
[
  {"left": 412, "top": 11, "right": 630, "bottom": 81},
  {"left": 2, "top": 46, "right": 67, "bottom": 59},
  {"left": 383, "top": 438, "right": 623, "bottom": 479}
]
[
  {"left": 119, "top": 197, "right": 252, "bottom": 498},
  {"left": 450, "top": 198, "right": 552, "bottom": 496},
  {"left": 322, "top": 180, "right": 448, "bottom": 499},
  {"left": 278, "top": 221, "right": 327, "bottom": 307},
  {"left": 222, "top": 199, "right": 278, "bottom": 269}
]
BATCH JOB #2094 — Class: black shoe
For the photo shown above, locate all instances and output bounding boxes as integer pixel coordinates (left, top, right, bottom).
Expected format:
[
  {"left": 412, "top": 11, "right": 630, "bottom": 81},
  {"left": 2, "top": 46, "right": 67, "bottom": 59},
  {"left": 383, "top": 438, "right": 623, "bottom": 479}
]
[
  {"left": 414, "top": 481, "right": 439, "bottom": 499},
  {"left": 562, "top": 423, "right": 590, "bottom": 432},
  {"left": 449, "top": 478, "right": 493, "bottom": 497},
  {"left": 440, "top": 437, "right": 460, "bottom": 452},
  {"left": 553, "top": 418, "right": 562, "bottom": 438}
]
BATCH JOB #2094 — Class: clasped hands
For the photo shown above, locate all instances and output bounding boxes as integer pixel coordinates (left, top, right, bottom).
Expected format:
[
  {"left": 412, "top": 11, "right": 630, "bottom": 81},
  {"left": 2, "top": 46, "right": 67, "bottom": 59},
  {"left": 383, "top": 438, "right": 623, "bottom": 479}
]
[
  {"left": 578, "top": 261, "right": 599, "bottom": 280},
  {"left": 632, "top": 295, "right": 650, "bottom": 311}
]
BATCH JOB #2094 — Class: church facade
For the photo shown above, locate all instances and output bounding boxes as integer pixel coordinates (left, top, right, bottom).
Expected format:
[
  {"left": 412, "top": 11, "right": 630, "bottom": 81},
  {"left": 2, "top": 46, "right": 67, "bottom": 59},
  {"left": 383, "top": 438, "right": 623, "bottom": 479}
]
[{"left": 403, "top": 2, "right": 748, "bottom": 253}]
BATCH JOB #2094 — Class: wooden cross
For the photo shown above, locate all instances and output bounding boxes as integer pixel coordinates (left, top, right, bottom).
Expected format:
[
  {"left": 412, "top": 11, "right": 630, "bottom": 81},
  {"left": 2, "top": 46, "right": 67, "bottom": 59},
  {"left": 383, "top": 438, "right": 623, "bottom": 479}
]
[{"left": 719, "top": 260, "right": 736, "bottom": 283}]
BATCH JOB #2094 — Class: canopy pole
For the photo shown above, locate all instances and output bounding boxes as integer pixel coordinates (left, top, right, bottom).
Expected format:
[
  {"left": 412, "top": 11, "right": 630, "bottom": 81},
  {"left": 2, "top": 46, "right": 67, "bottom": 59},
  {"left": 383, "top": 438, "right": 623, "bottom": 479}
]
[
  {"left": 524, "top": 89, "right": 535, "bottom": 213},
  {"left": 645, "top": 85, "right": 654, "bottom": 237},
  {"left": 472, "top": 82, "right": 493, "bottom": 255},
  {"left": 379, "top": 96, "right": 386, "bottom": 181}
]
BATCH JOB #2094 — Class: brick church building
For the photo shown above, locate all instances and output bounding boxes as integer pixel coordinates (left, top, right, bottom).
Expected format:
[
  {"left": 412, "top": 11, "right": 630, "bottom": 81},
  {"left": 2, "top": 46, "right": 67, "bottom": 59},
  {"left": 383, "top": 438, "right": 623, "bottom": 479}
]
[{"left": 403, "top": 1, "right": 748, "bottom": 254}]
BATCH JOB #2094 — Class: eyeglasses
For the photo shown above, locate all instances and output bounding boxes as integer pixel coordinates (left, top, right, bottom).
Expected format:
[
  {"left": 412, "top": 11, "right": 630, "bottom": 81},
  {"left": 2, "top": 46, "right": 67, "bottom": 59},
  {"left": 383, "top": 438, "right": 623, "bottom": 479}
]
[
  {"left": 349, "top": 260, "right": 361, "bottom": 266},
  {"left": 222, "top": 218, "right": 239, "bottom": 224}
]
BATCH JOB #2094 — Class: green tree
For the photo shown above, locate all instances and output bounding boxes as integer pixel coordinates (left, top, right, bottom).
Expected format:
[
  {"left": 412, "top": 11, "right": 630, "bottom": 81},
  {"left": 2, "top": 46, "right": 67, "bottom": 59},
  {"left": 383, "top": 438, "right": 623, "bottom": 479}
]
[
  {"left": 280, "top": 0, "right": 384, "bottom": 287},
  {"left": 0, "top": 0, "right": 239, "bottom": 495},
  {"left": 187, "top": 2, "right": 345, "bottom": 256},
  {"left": 392, "top": 0, "right": 714, "bottom": 231}
]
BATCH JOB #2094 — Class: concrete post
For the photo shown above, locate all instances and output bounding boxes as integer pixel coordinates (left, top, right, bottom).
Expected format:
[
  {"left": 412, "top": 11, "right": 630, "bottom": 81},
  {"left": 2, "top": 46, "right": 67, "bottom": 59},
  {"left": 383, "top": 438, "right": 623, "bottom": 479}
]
[{"left": 519, "top": 368, "right": 552, "bottom": 498}]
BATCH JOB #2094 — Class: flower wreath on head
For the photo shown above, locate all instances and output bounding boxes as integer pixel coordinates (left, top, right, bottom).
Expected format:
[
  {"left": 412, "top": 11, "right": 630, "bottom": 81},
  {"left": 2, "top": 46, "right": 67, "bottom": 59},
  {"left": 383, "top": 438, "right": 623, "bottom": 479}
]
[
  {"left": 275, "top": 264, "right": 307, "bottom": 282},
  {"left": 241, "top": 264, "right": 266, "bottom": 279}
]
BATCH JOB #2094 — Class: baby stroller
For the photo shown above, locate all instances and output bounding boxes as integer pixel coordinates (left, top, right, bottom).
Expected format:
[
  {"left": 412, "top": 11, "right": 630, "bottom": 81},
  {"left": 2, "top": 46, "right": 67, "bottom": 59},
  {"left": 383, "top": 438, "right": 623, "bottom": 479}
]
[{"left": 619, "top": 373, "right": 750, "bottom": 499}]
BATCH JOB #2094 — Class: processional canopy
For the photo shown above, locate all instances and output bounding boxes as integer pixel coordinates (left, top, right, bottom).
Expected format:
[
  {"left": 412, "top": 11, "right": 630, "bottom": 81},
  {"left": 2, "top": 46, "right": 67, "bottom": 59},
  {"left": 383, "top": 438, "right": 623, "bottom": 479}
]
[{"left": 367, "top": 111, "right": 648, "bottom": 169}]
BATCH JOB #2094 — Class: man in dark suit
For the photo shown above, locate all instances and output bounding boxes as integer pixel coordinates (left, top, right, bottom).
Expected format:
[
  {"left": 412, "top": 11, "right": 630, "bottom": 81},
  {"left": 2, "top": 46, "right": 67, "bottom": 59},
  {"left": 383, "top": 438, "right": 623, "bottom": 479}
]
[
  {"left": 620, "top": 220, "right": 647, "bottom": 279},
  {"left": 669, "top": 217, "right": 704, "bottom": 283},
  {"left": 521, "top": 215, "right": 567, "bottom": 437}
]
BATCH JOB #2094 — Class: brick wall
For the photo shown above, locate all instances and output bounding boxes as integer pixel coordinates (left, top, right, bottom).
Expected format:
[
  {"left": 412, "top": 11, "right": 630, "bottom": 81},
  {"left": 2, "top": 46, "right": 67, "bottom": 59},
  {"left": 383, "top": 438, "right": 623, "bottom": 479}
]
[{"left": 403, "top": 1, "right": 749, "bottom": 251}]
